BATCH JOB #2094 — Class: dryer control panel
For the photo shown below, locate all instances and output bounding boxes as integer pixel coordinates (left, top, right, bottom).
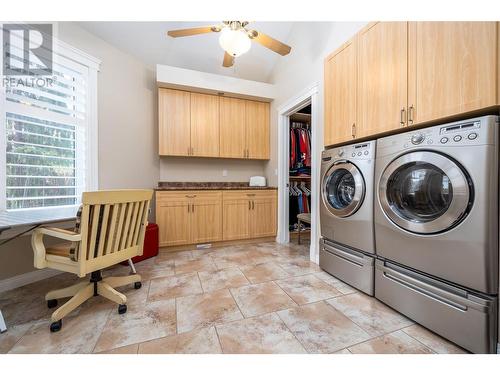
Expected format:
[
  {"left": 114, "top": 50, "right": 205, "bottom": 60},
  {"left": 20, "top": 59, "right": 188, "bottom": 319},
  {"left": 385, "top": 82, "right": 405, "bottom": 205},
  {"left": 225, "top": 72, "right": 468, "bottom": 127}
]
[{"left": 377, "top": 115, "right": 498, "bottom": 157}]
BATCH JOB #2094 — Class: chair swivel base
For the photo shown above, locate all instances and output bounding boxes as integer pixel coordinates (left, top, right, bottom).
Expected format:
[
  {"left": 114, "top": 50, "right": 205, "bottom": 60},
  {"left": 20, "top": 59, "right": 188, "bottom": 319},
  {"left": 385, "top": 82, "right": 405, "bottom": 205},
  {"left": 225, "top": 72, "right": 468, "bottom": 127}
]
[{"left": 46, "top": 270, "right": 141, "bottom": 332}]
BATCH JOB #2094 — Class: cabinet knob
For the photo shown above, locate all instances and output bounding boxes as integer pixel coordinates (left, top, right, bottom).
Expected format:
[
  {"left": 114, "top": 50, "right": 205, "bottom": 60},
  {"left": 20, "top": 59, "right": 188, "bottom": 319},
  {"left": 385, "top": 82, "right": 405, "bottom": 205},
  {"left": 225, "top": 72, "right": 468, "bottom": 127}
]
[{"left": 351, "top": 123, "right": 356, "bottom": 138}]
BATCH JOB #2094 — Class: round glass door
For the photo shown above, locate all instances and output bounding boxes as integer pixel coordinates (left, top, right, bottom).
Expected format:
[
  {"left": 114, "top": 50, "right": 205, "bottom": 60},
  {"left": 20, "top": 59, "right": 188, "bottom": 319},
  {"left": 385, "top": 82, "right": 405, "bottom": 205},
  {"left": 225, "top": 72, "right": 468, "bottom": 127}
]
[
  {"left": 323, "top": 162, "right": 365, "bottom": 217},
  {"left": 379, "top": 151, "right": 472, "bottom": 234}
]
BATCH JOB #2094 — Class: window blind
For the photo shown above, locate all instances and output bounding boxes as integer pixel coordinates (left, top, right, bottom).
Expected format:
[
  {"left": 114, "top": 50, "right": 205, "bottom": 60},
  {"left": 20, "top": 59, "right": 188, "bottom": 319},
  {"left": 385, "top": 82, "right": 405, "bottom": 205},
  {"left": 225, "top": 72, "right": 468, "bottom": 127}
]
[{"left": 4, "top": 41, "right": 89, "bottom": 210}]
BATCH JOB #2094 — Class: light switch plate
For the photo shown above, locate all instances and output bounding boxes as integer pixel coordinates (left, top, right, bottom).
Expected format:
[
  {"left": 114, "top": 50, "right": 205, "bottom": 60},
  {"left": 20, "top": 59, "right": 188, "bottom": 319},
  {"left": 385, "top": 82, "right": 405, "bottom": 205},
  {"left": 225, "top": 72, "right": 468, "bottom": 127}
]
[{"left": 222, "top": 169, "right": 228, "bottom": 177}]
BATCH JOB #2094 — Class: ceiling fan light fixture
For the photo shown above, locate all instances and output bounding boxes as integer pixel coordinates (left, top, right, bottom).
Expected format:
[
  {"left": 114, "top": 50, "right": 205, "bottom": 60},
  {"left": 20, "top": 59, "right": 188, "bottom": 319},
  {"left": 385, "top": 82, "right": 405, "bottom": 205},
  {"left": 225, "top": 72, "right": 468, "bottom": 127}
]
[{"left": 218, "top": 27, "right": 251, "bottom": 57}]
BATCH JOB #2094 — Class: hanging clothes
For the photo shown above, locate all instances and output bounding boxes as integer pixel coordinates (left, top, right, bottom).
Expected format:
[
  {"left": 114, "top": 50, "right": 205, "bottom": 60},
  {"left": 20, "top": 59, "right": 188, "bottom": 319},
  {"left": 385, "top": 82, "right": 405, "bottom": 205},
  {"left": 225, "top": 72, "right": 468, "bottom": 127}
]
[{"left": 289, "top": 121, "right": 311, "bottom": 176}]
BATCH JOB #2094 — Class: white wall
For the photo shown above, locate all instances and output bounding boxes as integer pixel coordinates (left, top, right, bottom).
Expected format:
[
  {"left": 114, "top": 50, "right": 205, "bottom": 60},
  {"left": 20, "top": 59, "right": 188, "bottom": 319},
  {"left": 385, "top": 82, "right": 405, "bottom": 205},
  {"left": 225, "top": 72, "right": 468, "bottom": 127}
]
[{"left": 265, "top": 22, "right": 367, "bottom": 186}]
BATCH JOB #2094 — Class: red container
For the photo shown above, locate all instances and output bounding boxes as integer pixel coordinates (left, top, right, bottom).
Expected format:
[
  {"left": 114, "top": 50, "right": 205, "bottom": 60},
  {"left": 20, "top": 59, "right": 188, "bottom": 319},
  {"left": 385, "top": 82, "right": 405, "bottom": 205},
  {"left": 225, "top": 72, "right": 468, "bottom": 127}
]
[{"left": 121, "top": 223, "right": 159, "bottom": 265}]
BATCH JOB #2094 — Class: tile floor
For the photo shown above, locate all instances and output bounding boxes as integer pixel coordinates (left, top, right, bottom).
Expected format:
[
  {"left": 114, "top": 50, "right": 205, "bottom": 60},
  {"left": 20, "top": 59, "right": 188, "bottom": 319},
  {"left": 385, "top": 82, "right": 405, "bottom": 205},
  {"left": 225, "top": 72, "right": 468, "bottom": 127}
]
[{"left": 0, "top": 240, "right": 467, "bottom": 354}]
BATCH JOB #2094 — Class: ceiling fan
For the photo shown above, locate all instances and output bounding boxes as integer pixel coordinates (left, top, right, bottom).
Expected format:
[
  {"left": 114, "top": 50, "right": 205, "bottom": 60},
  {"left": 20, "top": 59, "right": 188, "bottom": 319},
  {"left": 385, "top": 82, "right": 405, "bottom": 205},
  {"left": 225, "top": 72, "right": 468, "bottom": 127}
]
[{"left": 167, "top": 21, "right": 292, "bottom": 67}]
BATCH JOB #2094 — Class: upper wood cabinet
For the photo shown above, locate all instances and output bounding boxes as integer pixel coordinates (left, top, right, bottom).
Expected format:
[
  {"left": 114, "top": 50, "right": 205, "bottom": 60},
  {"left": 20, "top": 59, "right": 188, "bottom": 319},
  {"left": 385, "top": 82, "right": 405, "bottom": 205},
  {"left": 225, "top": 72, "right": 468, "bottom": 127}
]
[
  {"left": 324, "top": 39, "right": 357, "bottom": 145},
  {"left": 246, "top": 101, "right": 270, "bottom": 159},
  {"left": 159, "top": 89, "right": 270, "bottom": 160},
  {"left": 190, "top": 93, "right": 220, "bottom": 157},
  {"left": 356, "top": 22, "right": 408, "bottom": 138},
  {"left": 220, "top": 97, "right": 247, "bottom": 158},
  {"left": 220, "top": 97, "right": 270, "bottom": 159},
  {"left": 408, "top": 22, "right": 498, "bottom": 125},
  {"left": 323, "top": 21, "right": 499, "bottom": 146},
  {"left": 158, "top": 89, "right": 191, "bottom": 156}
]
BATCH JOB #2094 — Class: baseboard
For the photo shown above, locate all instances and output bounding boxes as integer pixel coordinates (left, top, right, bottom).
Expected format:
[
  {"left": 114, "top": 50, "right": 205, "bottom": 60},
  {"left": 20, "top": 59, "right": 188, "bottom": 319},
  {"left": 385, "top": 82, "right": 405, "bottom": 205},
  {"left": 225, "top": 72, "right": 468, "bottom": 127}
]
[{"left": 0, "top": 268, "right": 62, "bottom": 294}]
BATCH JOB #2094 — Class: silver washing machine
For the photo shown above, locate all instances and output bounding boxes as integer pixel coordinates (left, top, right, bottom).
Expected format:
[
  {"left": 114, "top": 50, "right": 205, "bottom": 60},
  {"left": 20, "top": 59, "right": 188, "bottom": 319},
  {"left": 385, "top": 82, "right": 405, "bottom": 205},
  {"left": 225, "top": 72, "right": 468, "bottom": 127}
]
[
  {"left": 319, "top": 140, "right": 376, "bottom": 295},
  {"left": 374, "top": 115, "right": 498, "bottom": 353}
]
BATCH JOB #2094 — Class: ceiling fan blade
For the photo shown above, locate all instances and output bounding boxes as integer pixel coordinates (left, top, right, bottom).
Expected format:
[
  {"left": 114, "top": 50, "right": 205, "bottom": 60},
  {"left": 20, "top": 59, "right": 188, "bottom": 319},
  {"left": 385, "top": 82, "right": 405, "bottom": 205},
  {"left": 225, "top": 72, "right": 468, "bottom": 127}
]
[
  {"left": 248, "top": 30, "right": 291, "bottom": 56},
  {"left": 167, "top": 26, "right": 219, "bottom": 38},
  {"left": 223, "top": 52, "right": 234, "bottom": 67}
]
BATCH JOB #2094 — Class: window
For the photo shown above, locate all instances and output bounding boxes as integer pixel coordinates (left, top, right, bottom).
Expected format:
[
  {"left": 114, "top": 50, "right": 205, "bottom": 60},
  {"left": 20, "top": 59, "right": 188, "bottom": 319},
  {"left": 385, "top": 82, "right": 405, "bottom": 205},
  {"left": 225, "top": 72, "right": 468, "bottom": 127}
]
[{"left": 1, "top": 31, "right": 100, "bottom": 211}]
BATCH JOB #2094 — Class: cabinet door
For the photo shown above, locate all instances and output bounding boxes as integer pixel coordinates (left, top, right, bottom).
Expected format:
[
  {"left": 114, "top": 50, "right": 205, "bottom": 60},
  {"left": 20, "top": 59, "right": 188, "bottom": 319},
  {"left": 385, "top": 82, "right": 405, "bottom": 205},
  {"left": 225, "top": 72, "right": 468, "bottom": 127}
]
[
  {"left": 156, "top": 201, "right": 191, "bottom": 247},
  {"left": 220, "top": 97, "right": 246, "bottom": 158},
  {"left": 408, "top": 22, "right": 497, "bottom": 125},
  {"left": 222, "top": 199, "right": 250, "bottom": 240},
  {"left": 191, "top": 93, "right": 220, "bottom": 157},
  {"left": 324, "top": 39, "right": 357, "bottom": 145},
  {"left": 357, "top": 22, "right": 408, "bottom": 137},
  {"left": 245, "top": 100, "right": 270, "bottom": 159},
  {"left": 250, "top": 194, "right": 277, "bottom": 238},
  {"left": 158, "top": 89, "right": 191, "bottom": 156},
  {"left": 191, "top": 193, "right": 222, "bottom": 244}
]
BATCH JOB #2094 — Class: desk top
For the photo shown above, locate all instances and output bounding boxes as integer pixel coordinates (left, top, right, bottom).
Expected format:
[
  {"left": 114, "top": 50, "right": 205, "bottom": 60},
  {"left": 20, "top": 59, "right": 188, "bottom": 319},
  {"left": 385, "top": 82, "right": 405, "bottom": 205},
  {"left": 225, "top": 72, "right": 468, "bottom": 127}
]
[{"left": 0, "top": 206, "right": 79, "bottom": 231}]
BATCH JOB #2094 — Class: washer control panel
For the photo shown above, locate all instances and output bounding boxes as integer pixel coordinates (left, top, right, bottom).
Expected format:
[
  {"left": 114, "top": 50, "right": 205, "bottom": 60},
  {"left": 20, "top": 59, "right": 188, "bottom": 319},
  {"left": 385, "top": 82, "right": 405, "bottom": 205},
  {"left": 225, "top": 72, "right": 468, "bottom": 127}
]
[{"left": 326, "top": 141, "right": 375, "bottom": 161}]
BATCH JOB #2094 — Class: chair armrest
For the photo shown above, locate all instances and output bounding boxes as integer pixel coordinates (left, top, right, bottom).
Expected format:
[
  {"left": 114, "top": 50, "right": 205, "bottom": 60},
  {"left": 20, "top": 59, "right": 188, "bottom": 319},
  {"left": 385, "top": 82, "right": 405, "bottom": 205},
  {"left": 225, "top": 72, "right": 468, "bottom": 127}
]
[
  {"left": 31, "top": 227, "right": 81, "bottom": 269},
  {"left": 34, "top": 227, "right": 81, "bottom": 242}
]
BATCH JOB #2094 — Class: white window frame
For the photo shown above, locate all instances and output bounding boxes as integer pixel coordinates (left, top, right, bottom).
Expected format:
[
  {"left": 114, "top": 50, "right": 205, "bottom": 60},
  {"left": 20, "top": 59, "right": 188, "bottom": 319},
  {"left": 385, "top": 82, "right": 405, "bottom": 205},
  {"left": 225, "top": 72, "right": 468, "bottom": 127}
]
[{"left": 0, "top": 32, "right": 101, "bottom": 212}]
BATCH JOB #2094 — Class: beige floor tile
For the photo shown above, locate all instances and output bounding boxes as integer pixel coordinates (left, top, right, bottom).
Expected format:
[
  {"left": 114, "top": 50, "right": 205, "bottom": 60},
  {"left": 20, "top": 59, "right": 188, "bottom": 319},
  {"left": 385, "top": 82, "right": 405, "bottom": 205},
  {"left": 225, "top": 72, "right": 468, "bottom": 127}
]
[
  {"left": 0, "top": 322, "right": 33, "bottom": 353},
  {"left": 93, "top": 299, "right": 176, "bottom": 353},
  {"left": 348, "top": 330, "right": 434, "bottom": 354},
  {"left": 240, "top": 262, "right": 290, "bottom": 284},
  {"left": 97, "top": 343, "right": 139, "bottom": 354},
  {"left": 403, "top": 325, "right": 468, "bottom": 354},
  {"left": 314, "top": 272, "right": 357, "bottom": 295},
  {"left": 156, "top": 250, "right": 194, "bottom": 262},
  {"left": 176, "top": 289, "right": 243, "bottom": 333},
  {"left": 278, "top": 302, "right": 370, "bottom": 353},
  {"left": 230, "top": 281, "right": 297, "bottom": 318},
  {"left": 198, "top": 268, "right": 249, "bottom": 293},
  {"left": 277, "top": 258, "right": 321, "bottom": 276},
  {"left": 138, "top": 326, "right": 222, "bottom": 354},
  {"left": 326, "top": 293, "right": 412, "bottom": 337},
  {"left": 276, "top": 275, "right": 342, "bottom": 305},
  {"left": 9, "top": 308, "right": 111, "bottom": 354},
  {"left": 333, "top": 348, "right": 352, "bottom": 354},
  {"left": 148, "top": 273, "right": 202, "bottom": 302},
  {"left": 145, "top": 261, "right": 176, "bottom": 280},
  {"left": 175, "top": 258, "right": 217, "bottom": 275},
  {"left": 216, "top": 313, "right": 306, "bottom": 354}
]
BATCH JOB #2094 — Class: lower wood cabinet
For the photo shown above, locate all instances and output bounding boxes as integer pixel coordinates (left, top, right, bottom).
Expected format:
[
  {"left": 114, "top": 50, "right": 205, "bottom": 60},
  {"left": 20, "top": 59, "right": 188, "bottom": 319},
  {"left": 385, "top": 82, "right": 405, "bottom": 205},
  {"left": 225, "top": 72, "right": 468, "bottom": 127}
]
[
  {"left": 156, "top": 190, "right": 277, "bottom": 247},
  {"left": 156, "top": 191, "right": 222, "bottom": 247},
  {"left": 222, "top": 190, "right": 277, "bottom": 241}
]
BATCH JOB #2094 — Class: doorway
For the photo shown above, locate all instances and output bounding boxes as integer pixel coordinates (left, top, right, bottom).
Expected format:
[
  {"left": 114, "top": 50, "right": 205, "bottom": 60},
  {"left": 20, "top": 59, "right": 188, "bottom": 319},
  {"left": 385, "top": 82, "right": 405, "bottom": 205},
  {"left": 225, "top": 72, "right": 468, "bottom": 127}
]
[{"left": 277, "top": 84, "right": 320, "bottom": 263}]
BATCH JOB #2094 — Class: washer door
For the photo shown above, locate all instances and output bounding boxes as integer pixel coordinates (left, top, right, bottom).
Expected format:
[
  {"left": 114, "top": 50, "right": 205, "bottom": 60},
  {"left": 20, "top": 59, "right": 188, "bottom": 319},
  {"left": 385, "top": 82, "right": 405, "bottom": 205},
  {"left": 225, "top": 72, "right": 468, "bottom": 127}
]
[
  {"left": 379, "top": 151, "right": 472, "bottom": 234},
  {"left": 322, "top": 161, "right": 365, "bottom": 218}
]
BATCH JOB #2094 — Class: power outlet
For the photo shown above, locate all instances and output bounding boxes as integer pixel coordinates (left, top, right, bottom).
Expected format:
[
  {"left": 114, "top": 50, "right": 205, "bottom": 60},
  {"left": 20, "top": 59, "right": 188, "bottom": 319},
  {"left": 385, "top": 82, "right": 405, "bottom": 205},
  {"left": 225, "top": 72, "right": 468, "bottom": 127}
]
[{"left": 222, "top": 169, "right": 228, "bottom": 177}]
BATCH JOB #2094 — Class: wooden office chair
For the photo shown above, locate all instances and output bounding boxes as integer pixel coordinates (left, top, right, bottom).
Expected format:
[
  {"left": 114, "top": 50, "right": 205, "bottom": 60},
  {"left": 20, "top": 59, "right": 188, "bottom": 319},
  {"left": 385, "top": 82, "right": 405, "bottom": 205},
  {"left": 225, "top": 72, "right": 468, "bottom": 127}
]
[{"left": 31, "top": 190, "right": 153, "bottom": 332}]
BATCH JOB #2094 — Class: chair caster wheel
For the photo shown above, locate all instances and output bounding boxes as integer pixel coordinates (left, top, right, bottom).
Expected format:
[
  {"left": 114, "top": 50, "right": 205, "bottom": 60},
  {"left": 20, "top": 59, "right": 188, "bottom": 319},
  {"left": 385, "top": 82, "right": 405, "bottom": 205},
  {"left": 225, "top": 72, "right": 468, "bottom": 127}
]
[
  {"left": 118, "top": 304, "right": 127, "bottom": 314},
  {"left": 134, "top": 282, "right": 142, "bottom": 289},
  {"left": 47, "top": 299, "right": 58, "bottom": 309},
  {"left": 50, "top": 320, "right": 62, "bottom": 332}
]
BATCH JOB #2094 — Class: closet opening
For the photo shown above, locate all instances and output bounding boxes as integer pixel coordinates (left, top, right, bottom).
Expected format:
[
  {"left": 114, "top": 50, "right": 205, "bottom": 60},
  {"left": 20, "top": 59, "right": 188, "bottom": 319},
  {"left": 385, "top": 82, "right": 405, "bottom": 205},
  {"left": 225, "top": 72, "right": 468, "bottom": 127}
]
[
  {"left": 288, "top": 104, "right": 312, "bottom": 245},
  {"left": 277, "top": 83, "right": 319, "bottom": 262}
]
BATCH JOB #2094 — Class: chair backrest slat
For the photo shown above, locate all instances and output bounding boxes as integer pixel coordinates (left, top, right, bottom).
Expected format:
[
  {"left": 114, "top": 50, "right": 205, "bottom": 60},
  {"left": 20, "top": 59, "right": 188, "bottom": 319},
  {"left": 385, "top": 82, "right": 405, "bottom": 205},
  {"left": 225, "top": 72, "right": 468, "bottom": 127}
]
[
  {"left": 126, "top": 202, "right": 140, "bottom": 248},
  {"left": 132, "top": 201, "right": 146, "bottom": 246},
  {"left": 113, "top": 203, "right": 127, "bottom": 254},
  {"left": 119, "top": 203, "right": 134, "bottom": 250},
  {"left": 87, "top": 204, "right": 102, "bottom": 260},
  {"left": 96, "top": 204, "right": 111, "bottom": 258},
  {"left": 104, "top": 203, "right": 119, "bottom": 256}
]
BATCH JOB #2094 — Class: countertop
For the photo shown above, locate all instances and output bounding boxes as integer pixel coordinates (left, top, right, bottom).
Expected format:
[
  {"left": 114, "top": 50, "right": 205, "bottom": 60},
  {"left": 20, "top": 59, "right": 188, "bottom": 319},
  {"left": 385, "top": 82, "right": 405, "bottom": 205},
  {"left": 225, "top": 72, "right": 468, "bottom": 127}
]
[{"left": 155, "top": 182, "right": 277, "bottom": 191}]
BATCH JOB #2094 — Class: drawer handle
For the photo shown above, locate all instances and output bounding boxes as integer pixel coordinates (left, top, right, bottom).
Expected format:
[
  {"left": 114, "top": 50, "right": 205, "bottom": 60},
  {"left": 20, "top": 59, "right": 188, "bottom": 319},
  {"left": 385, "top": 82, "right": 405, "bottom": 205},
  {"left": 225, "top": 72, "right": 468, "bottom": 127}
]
[
  {"left": 400, "top": 108, "right": 406, "bottom": 127},
  {"left": 185, "top": 195, "right": 197, "bottom": 198},
  {"left": 246, "top": 193, "right": 256, "bottom": 197}
]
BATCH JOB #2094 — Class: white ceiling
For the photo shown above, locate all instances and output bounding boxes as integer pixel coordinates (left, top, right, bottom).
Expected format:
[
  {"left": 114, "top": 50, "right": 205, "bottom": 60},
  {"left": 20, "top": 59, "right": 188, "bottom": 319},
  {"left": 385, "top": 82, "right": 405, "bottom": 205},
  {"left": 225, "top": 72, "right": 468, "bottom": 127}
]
[{"left": 77, "top": 21, "right": 295, "bottom": 83}]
